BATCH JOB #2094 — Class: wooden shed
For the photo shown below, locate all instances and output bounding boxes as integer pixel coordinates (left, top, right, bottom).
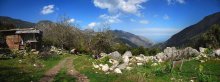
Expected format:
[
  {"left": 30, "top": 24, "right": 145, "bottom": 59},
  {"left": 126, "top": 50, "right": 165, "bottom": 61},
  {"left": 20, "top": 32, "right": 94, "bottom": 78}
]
[{"left": 0, "top": 28, "right": 42, "bottom": 50}]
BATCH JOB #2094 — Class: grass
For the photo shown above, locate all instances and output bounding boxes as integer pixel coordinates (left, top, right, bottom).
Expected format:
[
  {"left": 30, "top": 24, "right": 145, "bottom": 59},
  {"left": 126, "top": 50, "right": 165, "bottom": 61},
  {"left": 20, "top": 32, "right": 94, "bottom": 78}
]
[
  {"left": 0, "top": 54, "right": 68, "bottom": 82},
  {"left": 72, "top": 55, "right": 220, "bottom": 82}
]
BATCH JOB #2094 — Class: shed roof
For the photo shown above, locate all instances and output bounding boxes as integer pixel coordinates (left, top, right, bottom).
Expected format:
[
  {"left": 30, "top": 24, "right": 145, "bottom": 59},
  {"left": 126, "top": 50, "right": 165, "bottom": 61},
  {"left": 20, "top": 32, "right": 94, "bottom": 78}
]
[{"left": 15, "top": 30, "right": 41, "bottom": 34}]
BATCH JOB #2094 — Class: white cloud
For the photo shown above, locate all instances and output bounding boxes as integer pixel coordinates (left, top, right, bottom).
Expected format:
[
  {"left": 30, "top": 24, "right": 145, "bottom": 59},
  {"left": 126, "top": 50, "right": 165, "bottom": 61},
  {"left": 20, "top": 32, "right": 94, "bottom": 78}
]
[
  {"left": 99, "top": 14, "right": 121, "bottom": 23},
  {"left": 67, "top": 18, "right": 75, "bottom": 23},
  {"left": 167, "top": 0, "right": 185, "bottom": 5},
  {"left": 88, "top": 22, "right": 99, "bottom": 29},
  {"left": 41, "top": 5, "right": 55, "bottom": 15},
  {"left": 139, "top": 20, "right": 149, "bottom": 24},
  {"left": 93, "top": 0, "right": 147, "bottom": 16},
  {"left": 163, "top": 14, "right": 170, "bottom": 20}
]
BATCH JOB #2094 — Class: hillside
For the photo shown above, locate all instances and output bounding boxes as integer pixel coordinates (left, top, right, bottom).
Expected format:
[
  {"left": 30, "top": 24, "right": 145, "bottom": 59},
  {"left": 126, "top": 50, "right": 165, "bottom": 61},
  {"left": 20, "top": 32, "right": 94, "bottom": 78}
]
[
  {"left": 111, "top": 30, "right": 153, "bottom": 48},
  {"left": 0, "top": 16, "right": 35, "bottom": 30},
  {"left": 165, "top": 12, "right": 220, "bottom": 48}
]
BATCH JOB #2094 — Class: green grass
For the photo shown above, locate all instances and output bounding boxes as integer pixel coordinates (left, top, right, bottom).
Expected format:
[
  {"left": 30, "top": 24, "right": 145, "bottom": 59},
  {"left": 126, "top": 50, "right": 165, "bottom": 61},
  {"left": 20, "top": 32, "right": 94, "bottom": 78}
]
[
  {"left": 72, "top": 55, "right": 220, "bottom": 82},
  {"left": 0, "top": 55, "right": 68, "bottom": 82}
]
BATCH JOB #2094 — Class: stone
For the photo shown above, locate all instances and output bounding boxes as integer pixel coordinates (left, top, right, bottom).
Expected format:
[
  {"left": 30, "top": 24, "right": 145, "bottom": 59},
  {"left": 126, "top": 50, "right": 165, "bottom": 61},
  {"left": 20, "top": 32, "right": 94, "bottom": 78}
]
[
  {"left": 122, "top": 55, "right": 129, "bottom": 63},
  {"left": 92, "top": 62, "right": 99, "bottom": 68},
  {"left": 101, "top": 64, "right": 109, "bottom": 72},
  {"left": 155, "top": 52, "right": 165, "bottom": 60},
  {"left": 117, "top": 63, "right": 128, "bottom": 69},
  {"left": 158, "top": 59, "right": 163, "bottom": 63},
  {"left": 100, "top": 53, "right": 108, "bottom": 57},
  {"left": 126, "top": 67, "right": 133, "bottom": 70},
  {"left": 70, "top": 49, "right": 76, "bottom": 54},
  {"left": 151, "top": 63, "right": 158, "bottom": 66},
  {"left": 109, "top": 51, "right": 122, "bottom": 61},
  {"left": 109, "top": 59, "right": 119, "bottom": 70},
  {"left": 122, "top": 51, "right": 132, "bottom": 58},
  {"left": 199, "top": 47, "right": 206, "bottom": 53},
  {"left": 145, "top": 56, "right": 154, "bottom": 62},
  {"left": 137, "top": 63, "right": 143, "bottom": 66},
  {"left": 215, "top": 49, "right": 220, "bottom": 57},
  {"left": 135, "top": 56, "right": 144, "bottom": 62},
  {"left": 114, "top": 68, "right": 122, "bottom": 74}
]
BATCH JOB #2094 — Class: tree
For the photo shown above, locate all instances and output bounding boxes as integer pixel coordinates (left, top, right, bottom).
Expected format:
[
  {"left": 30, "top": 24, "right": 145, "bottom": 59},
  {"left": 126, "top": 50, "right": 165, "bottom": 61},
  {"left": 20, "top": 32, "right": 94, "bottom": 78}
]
[{"left": 36, "top": 16, "right": 84, "bottom": 50}]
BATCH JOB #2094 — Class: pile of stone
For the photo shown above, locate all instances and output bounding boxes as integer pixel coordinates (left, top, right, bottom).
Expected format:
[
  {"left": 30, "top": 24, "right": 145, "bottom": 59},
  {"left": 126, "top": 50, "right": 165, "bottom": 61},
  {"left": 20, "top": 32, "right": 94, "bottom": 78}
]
[
  {"left": 50, "top": 46, "right": 64, "bottom": 55},
  {"left": 154, "top": 47, "right": 200, "bottom": 61},
  {"left": 92, "top": 47, "right": 220, "bottom": 74}
]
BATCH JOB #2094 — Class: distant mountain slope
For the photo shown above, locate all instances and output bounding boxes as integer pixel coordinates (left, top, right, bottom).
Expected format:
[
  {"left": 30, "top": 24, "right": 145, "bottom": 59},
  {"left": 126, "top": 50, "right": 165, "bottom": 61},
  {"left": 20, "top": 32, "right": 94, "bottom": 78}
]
[
  {"left": 0, "top": 16, "right": 35, "bottom": 30},
  {"left": 111, "top": 30, "right": 153, "bottom": 48},
  {"left": 165, "top": 12, "right": 220, "bottom": 48}
]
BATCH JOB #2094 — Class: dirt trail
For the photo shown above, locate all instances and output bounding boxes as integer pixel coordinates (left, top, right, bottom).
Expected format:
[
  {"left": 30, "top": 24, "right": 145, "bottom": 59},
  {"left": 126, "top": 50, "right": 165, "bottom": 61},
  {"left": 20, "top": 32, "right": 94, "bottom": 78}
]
[
  {"left": 65, "top": 57, "right": 89, "bottom": 82},
  {"left": 39, "top": 56, "right": 89, "bottom": 82}
]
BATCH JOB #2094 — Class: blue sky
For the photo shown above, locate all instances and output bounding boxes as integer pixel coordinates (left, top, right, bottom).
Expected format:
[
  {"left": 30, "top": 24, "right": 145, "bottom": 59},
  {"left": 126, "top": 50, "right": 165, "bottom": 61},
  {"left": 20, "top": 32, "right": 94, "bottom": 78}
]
[{"left": 0, "top": 0, "right": 220, "bottom": 42}]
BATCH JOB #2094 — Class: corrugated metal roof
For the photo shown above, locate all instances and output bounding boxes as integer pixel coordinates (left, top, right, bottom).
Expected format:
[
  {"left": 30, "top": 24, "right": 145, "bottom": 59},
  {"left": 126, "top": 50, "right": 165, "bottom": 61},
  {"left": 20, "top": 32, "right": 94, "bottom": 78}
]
[{"left": 15, "top": 30, "right": 41, "bottom": 34}]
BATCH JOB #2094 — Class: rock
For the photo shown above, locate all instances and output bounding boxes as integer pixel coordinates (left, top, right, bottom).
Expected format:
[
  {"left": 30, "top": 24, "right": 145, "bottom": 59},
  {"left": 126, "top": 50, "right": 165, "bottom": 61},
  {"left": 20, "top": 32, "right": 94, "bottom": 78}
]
[
  {"left": 151, "top": 63, "right": 158, "bottom": 66},
  {"left": 155, "top": 52, "right": 165, "bottom": 60},
  {"left": 122, "top": 51, "right": 132, "bottom": 58},
  {"left": 158, "top": 59, "right": 163, "bottom": 63},
  {"left": 109, "top": 59, "right": 119, "bottom": 70},
  {"left": 100, "top": 53, "right": 108, "bottom": 57},
  {"left": 135, "top": 56, "right": 144, "bottom": 62},
  {"left": 164, "top": 47, "right": 177, "bottom": 58},
  {"left": 215, "top": 49, "right": 220, "bottom": 57},
  {"left": 137, "top": 63, "right": 143, "bottom": 66},
  {"left": 199, "top": 47, "right": 206, "bottom": 53},
  {"left": 146, "top": 56, "right": 154, "bottom": 62},
  {"left": 117, "top": 63, "right": 128, "bottom": 69},
  {"left": 122, "top": 55, "right": 129, "bottom": 63},
  {"left": 126, "top": 67, "right": 133, "bottom": 70},
  {"left": 70, "top": 49, "right": 76, "bottom": 54},
  {"left": 114, "top": 68, "right": 122, "bottom": 74},
  {"left": 109, "top": 51, "right": 122, "bottom": 61},
  {"left": 92, "top": 62, "right": 99, "bottom": 68},
  {"left": 101, "top": 64, "right": 109, "bottom": 72}
]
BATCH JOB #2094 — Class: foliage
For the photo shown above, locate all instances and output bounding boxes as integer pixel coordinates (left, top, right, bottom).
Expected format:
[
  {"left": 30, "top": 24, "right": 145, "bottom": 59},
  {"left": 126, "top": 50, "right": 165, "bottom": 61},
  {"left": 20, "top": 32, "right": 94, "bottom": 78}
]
[{"left": 196, "top": 24, "right": 220, "bottom": 49}]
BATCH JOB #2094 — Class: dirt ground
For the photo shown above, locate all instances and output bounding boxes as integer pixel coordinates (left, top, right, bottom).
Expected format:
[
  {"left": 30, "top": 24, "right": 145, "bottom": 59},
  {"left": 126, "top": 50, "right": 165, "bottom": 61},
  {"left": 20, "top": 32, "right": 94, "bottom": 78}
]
[{"left": 39, "top": 57, "right": 89, "bottom": 82}]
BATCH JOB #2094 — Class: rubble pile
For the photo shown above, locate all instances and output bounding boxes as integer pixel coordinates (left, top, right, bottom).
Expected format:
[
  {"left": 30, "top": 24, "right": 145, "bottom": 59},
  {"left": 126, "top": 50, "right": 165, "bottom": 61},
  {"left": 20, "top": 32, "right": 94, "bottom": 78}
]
[{"left": 92, "top": 47, "right": 220, "bottom": 74}]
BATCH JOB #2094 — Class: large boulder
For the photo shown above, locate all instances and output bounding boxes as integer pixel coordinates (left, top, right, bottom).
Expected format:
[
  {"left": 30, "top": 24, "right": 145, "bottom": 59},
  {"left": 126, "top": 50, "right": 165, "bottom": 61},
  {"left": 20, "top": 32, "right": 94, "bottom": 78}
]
[
  {"left": 122, "top": 51, "right": 132, "bottom": 58},
  {"left": 122, "top": 56, "right": 129, "bottom": 63},
  {"left": 164, "top": 47, "right": 177, "bottom": 58},
  {"left": 215, "top": 49, "right": 220, "bottom": 57},
  {"left": 109, "top": 51, "right": 122, "bottom": 61}
]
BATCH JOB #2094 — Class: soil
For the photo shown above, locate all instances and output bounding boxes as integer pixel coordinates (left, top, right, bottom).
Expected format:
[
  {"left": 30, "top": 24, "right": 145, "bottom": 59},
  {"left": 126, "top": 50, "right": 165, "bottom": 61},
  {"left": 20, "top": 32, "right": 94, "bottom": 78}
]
[{"left": 39, "top": 56, "right": 89, "bottom": 82}]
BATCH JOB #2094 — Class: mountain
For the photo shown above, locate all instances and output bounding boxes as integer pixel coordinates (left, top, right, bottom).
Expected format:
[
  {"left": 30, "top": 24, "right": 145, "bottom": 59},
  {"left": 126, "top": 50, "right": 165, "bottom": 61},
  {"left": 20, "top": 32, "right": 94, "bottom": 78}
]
[
  {"left": 165, "top": 12, "right": 220, "bottom": 48},
  {"left": 111, "top": 30, "right": 153, "bottom": 48},
  {"left": 0, "top": 16, "right": 35, "bottom": 30}
]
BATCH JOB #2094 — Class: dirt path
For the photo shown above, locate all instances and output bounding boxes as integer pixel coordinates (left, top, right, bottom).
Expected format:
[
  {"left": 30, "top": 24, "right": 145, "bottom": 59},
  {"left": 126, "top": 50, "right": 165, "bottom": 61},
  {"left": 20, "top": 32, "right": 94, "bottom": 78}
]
[
  {"left": 39, "top": 57, "right": 89, "bottom": 82},
  {"left": 65, "top": 57, "right": 89, "bottom": 82}
]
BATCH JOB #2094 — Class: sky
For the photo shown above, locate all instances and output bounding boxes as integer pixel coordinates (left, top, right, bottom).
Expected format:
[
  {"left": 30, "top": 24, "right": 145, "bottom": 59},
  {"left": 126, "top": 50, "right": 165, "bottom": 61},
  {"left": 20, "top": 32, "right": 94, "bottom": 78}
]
[{"left": 0, "top": 0, "right": 220, "bottom": 43}]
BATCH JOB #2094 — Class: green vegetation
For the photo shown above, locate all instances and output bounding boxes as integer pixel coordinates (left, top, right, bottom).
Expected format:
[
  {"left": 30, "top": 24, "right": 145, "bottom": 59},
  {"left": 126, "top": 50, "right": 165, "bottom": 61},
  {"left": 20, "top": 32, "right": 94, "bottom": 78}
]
[
  {"left": 72, "top": 55, "right": 220, "bottom": 82},
  {"left": 197, "top": 24, "right": 220, "bottom": 49},
  {"left": 0, "top": 54, "right": 67, "bottom": 82}
]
